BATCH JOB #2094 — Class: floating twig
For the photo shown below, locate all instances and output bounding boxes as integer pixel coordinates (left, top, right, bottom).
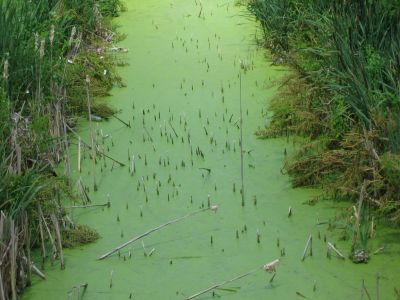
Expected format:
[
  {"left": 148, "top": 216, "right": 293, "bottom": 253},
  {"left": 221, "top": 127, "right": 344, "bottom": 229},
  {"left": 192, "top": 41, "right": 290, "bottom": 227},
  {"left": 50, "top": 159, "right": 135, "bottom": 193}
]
[
  {"left": 98, "top": 206, "right": 218, "bottom": 260},
  {"left": 186, "top": 260, "right": 278, "bottom": 300}
]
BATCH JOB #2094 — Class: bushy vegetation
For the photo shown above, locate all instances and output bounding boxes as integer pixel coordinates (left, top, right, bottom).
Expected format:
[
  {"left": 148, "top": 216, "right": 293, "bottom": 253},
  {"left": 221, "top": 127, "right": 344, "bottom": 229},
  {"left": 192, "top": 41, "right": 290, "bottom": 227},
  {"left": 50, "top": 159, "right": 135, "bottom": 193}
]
[
  {"left": 249, "top": 0, "right": 400, "bottom": 226},
  {"left": 0, "top": 0, "right": 123, "bottom": 298}
]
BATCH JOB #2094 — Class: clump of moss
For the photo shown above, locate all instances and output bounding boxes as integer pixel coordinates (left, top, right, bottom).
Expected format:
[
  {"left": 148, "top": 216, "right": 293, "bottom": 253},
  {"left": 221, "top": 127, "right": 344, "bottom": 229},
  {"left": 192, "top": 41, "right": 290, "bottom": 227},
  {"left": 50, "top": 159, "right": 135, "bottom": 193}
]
[{"left": 62, "top": 225, "right": 100, "bottom": 248}]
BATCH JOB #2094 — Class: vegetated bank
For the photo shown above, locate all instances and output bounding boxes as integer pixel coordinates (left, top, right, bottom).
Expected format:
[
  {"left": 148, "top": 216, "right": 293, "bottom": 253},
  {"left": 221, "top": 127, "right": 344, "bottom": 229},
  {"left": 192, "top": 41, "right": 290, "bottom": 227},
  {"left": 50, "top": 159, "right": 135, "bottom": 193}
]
[
  {"left": 0, "top": 0, "right": 124, "bottom": 298},
  {"left": 248, "top": 0, "right": 400, "bottom": 255}
]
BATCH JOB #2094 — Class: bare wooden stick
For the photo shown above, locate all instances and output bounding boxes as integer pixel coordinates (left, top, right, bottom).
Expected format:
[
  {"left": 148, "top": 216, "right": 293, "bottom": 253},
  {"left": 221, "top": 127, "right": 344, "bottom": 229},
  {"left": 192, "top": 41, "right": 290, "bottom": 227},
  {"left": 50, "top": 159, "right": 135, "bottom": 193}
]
[
  {"left": 376, "top": 273, "right": 380, "bottom": 300},
  {"left": 327, "top": 242, "right": 345, "bottom": 259},
  {"left": 168, "top": 120, "right": 178, "bottom": 138},
  {"left": 143, "top": 125, "right": 154, "bottom": 142},
  {"left": 372, "top": 246, "right": 385, "bottom": 255},
  {"left": 66, "top": 202, "right": 110, "bottom": 209},
  {"left": 186, "top": 266, "right": 262, "bottom": 300},
  {"left": 67, "top": 125, "right": 125, "bottom": 167},
  {"left": 85, "top": 76, "right": 97, "bottom": 191},
  {"left": 10, "top": 220, "right": 17, "bottom": 300},
  {"left": 112, "top": 114, "right": 131, "bottom": 128},
  {"left": 353, "top": 180, "right": 366, "bottom": 249},
  {"left": 239, "top": 72, "right": 245, "bottom": 207},
  {"left": 38, "top": 205, "right": 57, "bottom": 261},
  {"left": 37, "top": 205, "right": 47, "bottom": 262},
  {"left": 362, "top": 279, "right": 372, "bottom": 300},
  {"left": 0, "top": 271, "right": 5, "bottom": 300},
  {"left": 51, "top": 214, "right": 65, "bottom": 269},
  {"left": 23, "top": 256, "right": 46, "bottom": 280},
  {"left": 98, "top": 206, "right": 218, "bottom": 260},
  {"left": 198, "top": 167, "right": 211, "bottom": 173},
  {"left": 77, "top": 178, "right": 91, "bottom": 204},
  {"left": 77, "top": 137, "right": 81, "bottom": 172},
  {"left": 301, "top": 234, "right": 312, "bottom": 261}
]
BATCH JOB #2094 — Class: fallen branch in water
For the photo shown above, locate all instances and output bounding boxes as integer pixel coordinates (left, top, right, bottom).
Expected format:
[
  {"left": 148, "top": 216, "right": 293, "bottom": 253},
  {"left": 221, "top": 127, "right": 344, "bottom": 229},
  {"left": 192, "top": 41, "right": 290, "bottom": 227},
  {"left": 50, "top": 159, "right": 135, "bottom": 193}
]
[
  {"left": 98, "top": 206, "right": 218, "bottom": 260},
  {"left": 186, "top": 259, "right": 279, "bottom": 300}
]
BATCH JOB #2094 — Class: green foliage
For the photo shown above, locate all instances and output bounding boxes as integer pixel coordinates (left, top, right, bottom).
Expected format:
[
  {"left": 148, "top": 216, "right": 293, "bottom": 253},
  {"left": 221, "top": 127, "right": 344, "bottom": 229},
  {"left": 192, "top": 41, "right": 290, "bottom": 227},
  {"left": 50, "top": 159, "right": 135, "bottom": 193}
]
[
  {"left": 62, "top": 224, "right": 100, "bottom": 248},
  {"left": 0, "top": 1, "right": 122, "bottom": 296},
  {"left": 250, "top": 0, "right": 400, "bottom": 224}
]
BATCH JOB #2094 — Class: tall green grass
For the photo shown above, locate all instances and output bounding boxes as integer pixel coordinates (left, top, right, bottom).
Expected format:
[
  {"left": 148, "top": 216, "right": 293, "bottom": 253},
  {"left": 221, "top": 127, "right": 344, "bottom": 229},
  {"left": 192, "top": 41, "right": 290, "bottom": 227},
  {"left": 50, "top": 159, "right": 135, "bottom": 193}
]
[
  {"left": 0, "top": 0, "right": 123, "bottom": 297},
  {"left": 249, "top": 0, "right": 400, "bottom": 226}
]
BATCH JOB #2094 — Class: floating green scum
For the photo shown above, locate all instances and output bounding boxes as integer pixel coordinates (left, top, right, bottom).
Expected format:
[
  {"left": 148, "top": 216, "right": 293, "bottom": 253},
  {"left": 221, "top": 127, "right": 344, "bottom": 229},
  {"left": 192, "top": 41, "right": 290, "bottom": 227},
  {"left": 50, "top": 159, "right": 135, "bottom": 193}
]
[{"left": 23, "top": 0, "right": 400, "bottom": 299}]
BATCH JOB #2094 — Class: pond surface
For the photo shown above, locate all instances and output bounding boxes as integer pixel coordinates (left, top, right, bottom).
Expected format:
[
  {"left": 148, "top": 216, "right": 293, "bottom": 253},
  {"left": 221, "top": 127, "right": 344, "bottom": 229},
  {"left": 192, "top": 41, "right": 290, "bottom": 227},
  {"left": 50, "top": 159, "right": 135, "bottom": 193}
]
[{"left": 23, "top": 0, "right": 400, "bottom": 299}]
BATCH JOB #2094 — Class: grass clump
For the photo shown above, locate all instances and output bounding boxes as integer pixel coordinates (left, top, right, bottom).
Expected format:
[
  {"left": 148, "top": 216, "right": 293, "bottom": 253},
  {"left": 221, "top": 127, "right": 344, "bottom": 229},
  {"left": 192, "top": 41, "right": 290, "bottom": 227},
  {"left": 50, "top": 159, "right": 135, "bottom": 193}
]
[
  {"left": 0, "top": 0, "right": 124, "bottom": 297},
  {"left": 248, "top": 0, "right": 400, "bottom": 230},
  {"left": 62, "top": 224, "right": 100, "bottom": 248}
]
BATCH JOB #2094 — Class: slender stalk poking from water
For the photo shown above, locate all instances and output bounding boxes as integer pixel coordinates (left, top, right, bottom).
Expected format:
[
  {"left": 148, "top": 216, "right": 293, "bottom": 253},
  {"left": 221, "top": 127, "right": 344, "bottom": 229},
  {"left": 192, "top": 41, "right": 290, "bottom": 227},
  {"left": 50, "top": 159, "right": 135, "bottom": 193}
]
[
  {"left": 38, "top": 205, "right": 57, "bottom": 259},
  {"left": 112, "top": 114, "right": 131, "bottom": 128},
  {"left": 37, "top": 205, "right": 46, "bottom": 264},
  {"left": 376, "top": 273, "right": 380, "bottom": 300},
  {"left": 51, "top": 214, "right": 65, "bottom": 269},
  {"left": 239, "top": 71, "right": 245, "bottom": 206},
  {"left": 361, "top": 279, "right": 372, "bottom": 300},
  {"left": 10, "top": 220, "right": 17, "bottom": 300},
  {"left": 168, "top": 120, "right": 178, "bottom": 138},
  {"left": 301, "top": 234, "right": 312, "bottom": 261},
  {"left": 85, "top": 75, "right": 97, "bottom": 191},
  {"left": 67, "top": 125, "right": 125, "bottom": 167},
  {"left": 78, "top": 137, "right": 81, "bottom": 172},
  {"left": 143, "top": 125, "right": 153, "bottom": 142},
  {"left": 98, "top": 206, "right": 218, "bottom": 260}
]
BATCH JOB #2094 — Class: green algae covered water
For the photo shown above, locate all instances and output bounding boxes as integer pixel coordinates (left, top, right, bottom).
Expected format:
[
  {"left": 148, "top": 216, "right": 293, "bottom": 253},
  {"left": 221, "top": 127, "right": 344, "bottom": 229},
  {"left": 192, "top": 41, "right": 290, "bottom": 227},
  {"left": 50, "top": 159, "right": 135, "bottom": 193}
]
[{"left": 23, "top": 0, "right": 400, "bottom": 299}]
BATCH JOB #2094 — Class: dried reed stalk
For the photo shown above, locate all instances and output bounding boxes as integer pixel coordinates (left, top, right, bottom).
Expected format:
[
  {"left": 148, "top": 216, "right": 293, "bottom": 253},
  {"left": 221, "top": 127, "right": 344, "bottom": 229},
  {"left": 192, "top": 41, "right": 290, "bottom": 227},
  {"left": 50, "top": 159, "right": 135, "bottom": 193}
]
[
  {"left": 98, "top": 206, "right": 218, "bottom": 260},
  {"left": 85, "top": 75, "right": 97, "bottom": 191},
  {"left": 50, "top": 214, "right": 65, "bottom": 269}
]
